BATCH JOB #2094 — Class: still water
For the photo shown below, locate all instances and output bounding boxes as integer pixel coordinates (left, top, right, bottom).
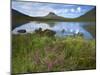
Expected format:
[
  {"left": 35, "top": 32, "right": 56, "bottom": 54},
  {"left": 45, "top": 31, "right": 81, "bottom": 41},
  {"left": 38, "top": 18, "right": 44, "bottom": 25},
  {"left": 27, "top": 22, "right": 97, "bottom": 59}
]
[{"left": 12, "top": 21, "right": 96, "bottom": 39}]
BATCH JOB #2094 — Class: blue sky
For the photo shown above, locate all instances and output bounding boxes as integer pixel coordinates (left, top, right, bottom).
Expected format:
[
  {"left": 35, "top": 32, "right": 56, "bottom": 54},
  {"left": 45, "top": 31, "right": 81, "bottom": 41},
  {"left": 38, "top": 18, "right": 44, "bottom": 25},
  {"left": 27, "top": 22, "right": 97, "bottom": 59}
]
[{"left": 12, "top": 1, "right": 95, "bottom": 18}]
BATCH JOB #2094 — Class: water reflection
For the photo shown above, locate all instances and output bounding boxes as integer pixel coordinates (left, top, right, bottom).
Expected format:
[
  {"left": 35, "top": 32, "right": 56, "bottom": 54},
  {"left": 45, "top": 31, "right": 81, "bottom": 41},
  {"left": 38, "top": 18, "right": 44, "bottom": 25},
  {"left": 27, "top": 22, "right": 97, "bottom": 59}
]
[{"left": 12, "top": 21, "right": 95, "bottom": 39}]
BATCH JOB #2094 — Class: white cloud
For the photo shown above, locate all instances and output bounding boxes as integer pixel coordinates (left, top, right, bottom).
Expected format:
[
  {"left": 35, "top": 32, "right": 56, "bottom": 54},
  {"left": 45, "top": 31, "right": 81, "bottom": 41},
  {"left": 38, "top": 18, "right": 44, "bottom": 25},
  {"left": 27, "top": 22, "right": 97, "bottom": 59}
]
[
  {"left": 77, "top": 7, "right": 81, "bottom": 12},
  {"left": 70, "top": 8, "right": 75, "bottom": 12},
  {"left": 12, "top": 1, "right": 53, "bottom": 17}
]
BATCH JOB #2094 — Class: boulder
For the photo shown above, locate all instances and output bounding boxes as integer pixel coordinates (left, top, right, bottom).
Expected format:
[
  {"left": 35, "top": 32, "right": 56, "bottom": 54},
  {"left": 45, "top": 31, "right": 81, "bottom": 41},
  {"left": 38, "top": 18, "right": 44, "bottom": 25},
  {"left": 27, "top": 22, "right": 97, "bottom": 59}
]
[
  {"left": 17, "top": 29, "right": 26, "bottom": 33},
  {"left": 35, "top": 28, "right": 56, "bottom": 37},
  {"left": 43, "top": 29, "right": 56, "bottom": 37}
]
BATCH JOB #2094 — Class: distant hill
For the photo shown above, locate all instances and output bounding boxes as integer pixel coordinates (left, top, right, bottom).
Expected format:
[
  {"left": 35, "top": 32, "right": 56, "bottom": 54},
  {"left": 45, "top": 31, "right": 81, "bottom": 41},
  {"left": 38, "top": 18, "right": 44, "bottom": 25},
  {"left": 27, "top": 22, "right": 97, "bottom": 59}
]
[
  {"left": 43, "top": 7, "right": 96, "bottom": 21},
  {"left": 12, "top": 9, "right": 33, "bottom": 29},
  {"left": 45, "top": 12, "right": 59, "bottom": 18},
  {"left": 43, "top": 12, "right": 67, "bottom": 20},
  {"left": 12, "top": 8, "right": 96, "bottom": 29},
  {"left": 12, "top": 9, "right": 68, "bottom": 29},
  {"left": 76, "top": 7, "right": 96, "bottom": 21}
]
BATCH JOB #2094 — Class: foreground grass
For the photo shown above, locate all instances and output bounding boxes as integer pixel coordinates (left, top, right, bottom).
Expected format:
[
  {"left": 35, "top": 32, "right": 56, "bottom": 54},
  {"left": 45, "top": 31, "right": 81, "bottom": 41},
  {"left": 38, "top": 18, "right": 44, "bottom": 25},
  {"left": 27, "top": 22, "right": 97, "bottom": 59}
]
[{"left": 12, "top": 34, "right": 96, "bottom": 74}]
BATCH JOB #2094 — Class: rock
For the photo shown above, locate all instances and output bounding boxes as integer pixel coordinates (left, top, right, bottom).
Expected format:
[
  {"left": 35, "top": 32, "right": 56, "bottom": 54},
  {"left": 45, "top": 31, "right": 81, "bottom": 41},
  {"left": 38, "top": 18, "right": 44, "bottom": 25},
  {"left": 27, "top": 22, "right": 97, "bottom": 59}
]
[
  {"left": 43, "top": 29, "right": 56, "bottom": 37},
  {"left": 74, "top": 32, "right": 84, "bottom": 37},
  {"left": 35, "top": 28, "right": 56, "bottom": 37},
  {"left": 35, "top": 28, "right": 42, "bottom": 34},
  {"left": 17, "top": 29, "right": 26, "bottom": 33}
]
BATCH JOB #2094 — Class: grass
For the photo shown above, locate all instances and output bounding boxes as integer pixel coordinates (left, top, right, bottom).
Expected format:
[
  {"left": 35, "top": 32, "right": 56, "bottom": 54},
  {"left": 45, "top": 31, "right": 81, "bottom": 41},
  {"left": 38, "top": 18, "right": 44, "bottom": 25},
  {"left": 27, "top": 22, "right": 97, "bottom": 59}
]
[{"left": 12, "top": 34, "right": 96, "bottom": 74}]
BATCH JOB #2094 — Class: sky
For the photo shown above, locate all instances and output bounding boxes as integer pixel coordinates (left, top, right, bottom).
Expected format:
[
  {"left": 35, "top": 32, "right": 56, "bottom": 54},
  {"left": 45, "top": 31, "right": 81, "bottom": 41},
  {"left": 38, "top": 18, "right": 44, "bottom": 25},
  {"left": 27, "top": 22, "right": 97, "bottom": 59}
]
[{"left": 12, "top": 1, "right": 95, "bottom": 18}]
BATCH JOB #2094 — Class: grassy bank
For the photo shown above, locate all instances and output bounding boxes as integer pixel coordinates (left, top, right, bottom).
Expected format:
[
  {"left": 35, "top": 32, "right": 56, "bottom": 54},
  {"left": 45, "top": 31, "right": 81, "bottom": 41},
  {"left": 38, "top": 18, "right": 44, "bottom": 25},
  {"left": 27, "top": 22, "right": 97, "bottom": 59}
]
[{"left": 12, "top": 34, "right": 96, "bottom": 74}]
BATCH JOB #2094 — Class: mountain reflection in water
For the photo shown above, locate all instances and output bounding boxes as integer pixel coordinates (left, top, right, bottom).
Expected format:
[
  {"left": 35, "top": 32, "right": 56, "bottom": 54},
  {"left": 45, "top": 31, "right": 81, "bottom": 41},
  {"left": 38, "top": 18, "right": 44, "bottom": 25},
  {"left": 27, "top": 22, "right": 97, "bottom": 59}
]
[{"left": 12, "top": 21, "right": 95, "bottom": 39}]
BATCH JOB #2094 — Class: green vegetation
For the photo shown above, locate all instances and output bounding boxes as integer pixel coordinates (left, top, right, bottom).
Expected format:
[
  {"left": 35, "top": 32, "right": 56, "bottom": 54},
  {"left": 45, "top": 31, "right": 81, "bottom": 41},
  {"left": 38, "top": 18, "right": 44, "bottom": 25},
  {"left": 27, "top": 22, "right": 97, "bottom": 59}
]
[{"left": 12, "top": 34, "right": 96, "bottom": 74}]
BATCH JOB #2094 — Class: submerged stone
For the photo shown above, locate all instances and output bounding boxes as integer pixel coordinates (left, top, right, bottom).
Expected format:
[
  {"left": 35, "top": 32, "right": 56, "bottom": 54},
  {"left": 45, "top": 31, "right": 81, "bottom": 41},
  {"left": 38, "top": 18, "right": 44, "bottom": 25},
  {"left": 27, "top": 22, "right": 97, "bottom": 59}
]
[{"left": 17, "top": 29, "right": 26, "bottom": 33}]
